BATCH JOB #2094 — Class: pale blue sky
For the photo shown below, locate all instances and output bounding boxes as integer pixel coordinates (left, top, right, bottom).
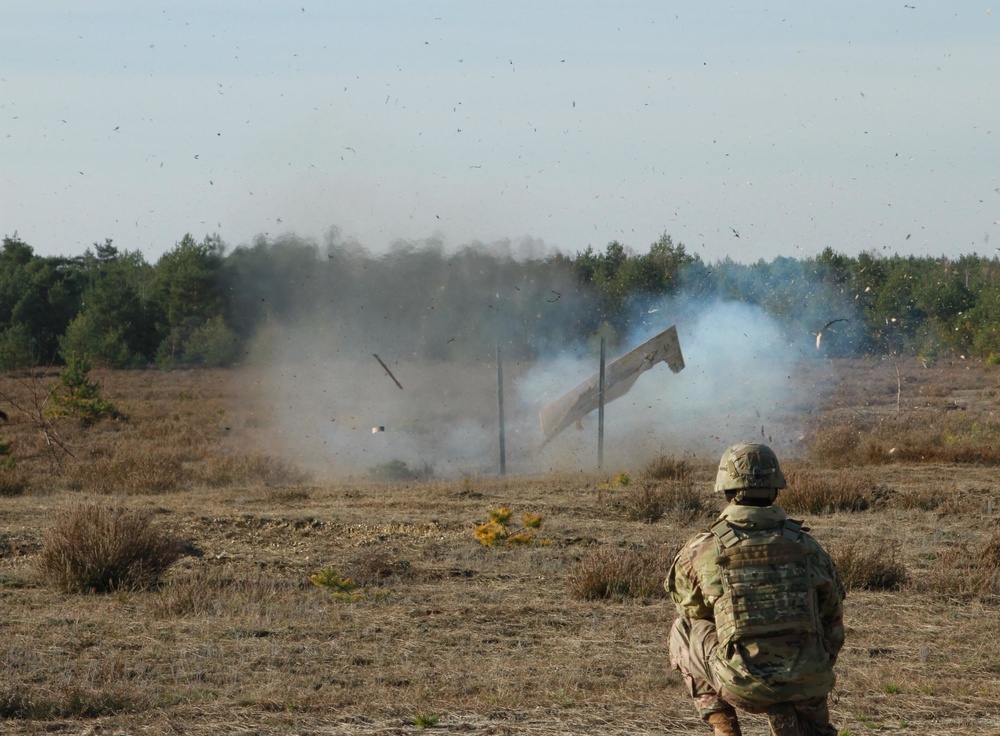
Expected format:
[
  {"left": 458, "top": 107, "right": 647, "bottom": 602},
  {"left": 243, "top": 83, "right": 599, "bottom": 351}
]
[{"left": 2, "top": 1, "right": 998, "bottom": 263}]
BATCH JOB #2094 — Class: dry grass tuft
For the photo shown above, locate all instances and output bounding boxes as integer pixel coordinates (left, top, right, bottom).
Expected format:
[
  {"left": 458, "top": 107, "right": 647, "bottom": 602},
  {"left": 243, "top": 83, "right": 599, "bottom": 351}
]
[
  {"left": 802, "top": 420, "right": 865, "bottom": 466},
  {"left": 641, "top": 454, "right": 693, "bottom": 482},
  {"left": 147, "top": 569, "right": 302, "bottom": 619},
  {"left": 263, "top": 486, "right": 312, "bottom": 503},
  {"left": 37, "top": 502, "right": 186, "bottom": 593},
  {"left": 343, "top": 547, "right": 413, "bottom": 586},
  {"left": 0, "top": 683, "right": 146, "bottom": 719},
  {"left": 147, "top": 568, "right": 227, "bottom": 619},
  {"left": 0, "top": 466, "right": 30, "bottom": 496},
  {"left": 66, "top": 450, "right": 186, "bottom": 494},
  {"left": 568, "top": 545, "right": 675, "bottom": 601},
  {"left": 780, "top": 468, "right": 873, "bottom": 514},
  {"left": 920, "top": 534, "right": 1000, "bottom": 600},
  {"left": 200, "top": 451, "right": 309, "bottom": 488},
  {"left": 368, "top": 459, "right": 435, "bottom": 481},
  {"left": 832, "top": 537, "right": 910, "bottom": 591},
  {"left": 606, "top": 481, "right": 712, "bottom": 524}
]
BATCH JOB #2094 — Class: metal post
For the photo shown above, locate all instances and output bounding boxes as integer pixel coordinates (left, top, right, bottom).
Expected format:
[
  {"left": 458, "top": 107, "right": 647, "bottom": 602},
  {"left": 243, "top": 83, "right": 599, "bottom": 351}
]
[
  {"left": 598, "top": 336, "right": 606, "bottom": 470},
  {"left": 497, "top": 345, "right": 506, "bottom": 476}
]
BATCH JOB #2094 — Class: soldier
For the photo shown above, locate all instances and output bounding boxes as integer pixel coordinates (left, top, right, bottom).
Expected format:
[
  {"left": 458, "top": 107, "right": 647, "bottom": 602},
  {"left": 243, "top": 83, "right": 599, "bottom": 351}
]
[{"left": 664, "top": 443, "right": 845, "bottom": 736}]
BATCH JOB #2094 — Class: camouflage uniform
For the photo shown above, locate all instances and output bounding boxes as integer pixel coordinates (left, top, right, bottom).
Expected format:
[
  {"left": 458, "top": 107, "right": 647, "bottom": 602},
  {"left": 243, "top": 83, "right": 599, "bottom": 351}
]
[{"left": 665, "top": 502, "right": 845, "bottom": 735}]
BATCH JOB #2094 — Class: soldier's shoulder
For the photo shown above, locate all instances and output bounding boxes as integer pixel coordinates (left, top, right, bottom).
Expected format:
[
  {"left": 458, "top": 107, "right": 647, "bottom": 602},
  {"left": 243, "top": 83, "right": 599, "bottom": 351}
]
[
  {"left": 676, "top": 531, "right": 718, "bottom": 571},
  {"left": 684, "top": 531, "right": 714, "bottom": 550},
  {"left": 796, "top": 527, "right": 829, "bottom": 547},
  {"left": 797, "top": 530, "right": 837, "bottom": 563}
]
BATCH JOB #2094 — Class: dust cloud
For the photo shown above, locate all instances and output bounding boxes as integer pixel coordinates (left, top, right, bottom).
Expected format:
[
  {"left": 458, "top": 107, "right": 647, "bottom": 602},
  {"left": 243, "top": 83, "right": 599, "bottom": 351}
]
[{"left": 241, "top": 235, "right": 838, "bottom": 480}]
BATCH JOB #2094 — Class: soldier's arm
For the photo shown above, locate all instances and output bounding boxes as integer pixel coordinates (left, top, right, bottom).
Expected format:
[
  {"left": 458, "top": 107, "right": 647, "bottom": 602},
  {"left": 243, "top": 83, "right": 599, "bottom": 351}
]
[
  {"left": 815, "top": 550, "right": 847, "bottom": 661},
  {"left": 665, "top": 544, "right": 713, "bottom": 620}
]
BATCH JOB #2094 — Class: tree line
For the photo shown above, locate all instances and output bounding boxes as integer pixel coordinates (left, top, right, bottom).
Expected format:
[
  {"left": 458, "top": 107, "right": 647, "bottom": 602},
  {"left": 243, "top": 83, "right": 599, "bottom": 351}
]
[{"left": 1, "top": 230, "right": 997, "bottom": 371}]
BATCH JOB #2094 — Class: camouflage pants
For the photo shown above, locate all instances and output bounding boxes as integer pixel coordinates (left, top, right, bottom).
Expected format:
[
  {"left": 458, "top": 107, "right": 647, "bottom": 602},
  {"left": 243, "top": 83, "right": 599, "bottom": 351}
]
[{"left": 668, "top": 617, "right": 838, "bottom": 736}]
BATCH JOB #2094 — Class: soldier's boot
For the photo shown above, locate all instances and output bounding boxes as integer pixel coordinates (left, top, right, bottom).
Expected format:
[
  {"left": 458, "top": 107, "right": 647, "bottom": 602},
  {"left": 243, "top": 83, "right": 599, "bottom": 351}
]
[
  {"left": 705, "top": 709, "right": 743, "bottom": 736},
  {"left": 766, "top": 703, "right": 803, "bottom": 736}
]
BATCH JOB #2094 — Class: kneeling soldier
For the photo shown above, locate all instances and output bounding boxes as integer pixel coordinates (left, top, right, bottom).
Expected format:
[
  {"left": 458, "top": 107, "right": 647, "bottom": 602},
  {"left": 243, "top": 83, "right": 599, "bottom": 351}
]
[{"left": 665, "top": 443, "right": 845, "bottom": 736}]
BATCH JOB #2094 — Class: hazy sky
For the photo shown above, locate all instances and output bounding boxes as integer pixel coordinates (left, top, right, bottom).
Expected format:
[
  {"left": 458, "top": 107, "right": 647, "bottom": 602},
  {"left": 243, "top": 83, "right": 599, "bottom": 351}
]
[{"left": 3, "top": 2, "right": 998, "bottom": 264}]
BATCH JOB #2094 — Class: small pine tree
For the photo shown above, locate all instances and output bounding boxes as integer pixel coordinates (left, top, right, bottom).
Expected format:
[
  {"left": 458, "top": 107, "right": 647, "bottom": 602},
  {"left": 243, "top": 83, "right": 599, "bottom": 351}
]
[
  {"left": 47, "top": 356, "right": 121, "bottom": 425},
  {"left": 474, "top": 506, "right": 548, "bottom": 547}
]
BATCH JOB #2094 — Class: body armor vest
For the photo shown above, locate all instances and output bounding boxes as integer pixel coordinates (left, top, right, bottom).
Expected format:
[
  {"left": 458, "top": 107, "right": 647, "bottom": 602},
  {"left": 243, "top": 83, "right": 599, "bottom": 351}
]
[{"left": 710, "top": 517, "right": 822, "bottom": 650}]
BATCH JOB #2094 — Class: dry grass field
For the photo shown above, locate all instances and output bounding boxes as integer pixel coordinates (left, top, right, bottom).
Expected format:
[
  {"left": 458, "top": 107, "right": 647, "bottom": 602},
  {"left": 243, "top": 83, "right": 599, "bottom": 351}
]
[{"left": 1, "top": 358, "right": 1000, "bottom": 735}]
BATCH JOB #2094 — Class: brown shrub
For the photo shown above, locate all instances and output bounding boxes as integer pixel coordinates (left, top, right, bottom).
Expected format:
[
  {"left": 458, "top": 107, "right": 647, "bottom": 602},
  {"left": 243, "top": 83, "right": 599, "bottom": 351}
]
[
  {"left": 568, "top": 545, "right": 675, "bottom": 601},
  {"left": 807, "top": 407, "right": 1000, "bottom": 466},
  {"left": 0, "top": 683, "right": 145, "bottom": 719},
  {"left": 0, "top": 466, "right": 30, "bottom": 497},
  {"left": 642, "top": 454, "right": 693, "bottom": 482},
  {"left": 264, "top": 486, "right": 311, "bottom": 503},
  {"left": 146, "top": 569, "right": 300, "bottom": 619},
  {"left": 200, "top": 451, "right": 309, "bottom": 488},
  {"left": 37, "top": 502, "right": 185, "bottom": 593},
  {"left": 607, "top": 481, "right": 712, "bottom": 524},
  {"left": 806, "top": 423, "right": 862, "bottom": 465},
  {"left": 343, "top": 547, "right": 413, "bottom": 586},
  {"left": 779, "top": 469, "right": 872, "bottom": 514},
  {"left": 832, "top": 537, "right": 909, "bottom": 591},
  {"left": 147, "top": 569, "right": 222, "bottom": 619},
  {"left": 920, "top": 534, "right": 1000, "bottom": 600},
  {"left": 872, "top": 484, "right": 992, "bottom": 515},
  {"left": 66, "top": 450, "right": 187, "bottom": 494},
  {"left": 879, "top": 486, "right": 937, "bottom": 511}
]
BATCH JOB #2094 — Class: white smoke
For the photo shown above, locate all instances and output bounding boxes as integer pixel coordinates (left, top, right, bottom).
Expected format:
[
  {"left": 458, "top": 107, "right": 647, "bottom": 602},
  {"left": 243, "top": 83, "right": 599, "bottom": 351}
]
[
  {"left": 243, "top": 246, "right": 833, "bottom": 480},
  {"left": 520, "top": 300, "right": 825, "bottom": 473}
]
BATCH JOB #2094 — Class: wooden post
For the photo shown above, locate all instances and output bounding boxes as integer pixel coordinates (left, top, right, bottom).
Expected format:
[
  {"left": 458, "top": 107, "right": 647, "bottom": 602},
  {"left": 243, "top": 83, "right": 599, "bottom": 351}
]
[
  {"left": 598, "top": 336, "right": 605, "bottom": 470},
  {"left": 497, "top": 345, "right": 506, "bottom": 476}
]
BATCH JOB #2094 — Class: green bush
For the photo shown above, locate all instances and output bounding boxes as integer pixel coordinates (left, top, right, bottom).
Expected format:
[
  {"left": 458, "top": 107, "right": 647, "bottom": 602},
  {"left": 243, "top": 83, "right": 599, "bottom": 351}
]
[
  {"left": 180, "top": 315, "right": 243, "bottom": 367},
  {"left": 58, "top": 312, "right": 140, "bottom": 368},
  {"left": 37, "top": 502, "right": 184, "bottom": 593},
  {"left": 0, "top": 323, "right": 38, "bottom": 370}
]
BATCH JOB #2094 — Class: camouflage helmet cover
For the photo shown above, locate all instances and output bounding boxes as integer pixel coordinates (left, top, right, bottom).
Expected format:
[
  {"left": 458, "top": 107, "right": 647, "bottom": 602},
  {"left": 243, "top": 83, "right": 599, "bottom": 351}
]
[{"left": 714, "top": 442, "right": 787, "bottom": 492}]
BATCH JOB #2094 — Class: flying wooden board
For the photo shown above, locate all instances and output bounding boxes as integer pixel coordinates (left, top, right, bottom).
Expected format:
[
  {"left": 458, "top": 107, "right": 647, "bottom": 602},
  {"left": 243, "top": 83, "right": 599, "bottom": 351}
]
[{"left": 538, "top": 325, "right": 685, "bottom": 446}]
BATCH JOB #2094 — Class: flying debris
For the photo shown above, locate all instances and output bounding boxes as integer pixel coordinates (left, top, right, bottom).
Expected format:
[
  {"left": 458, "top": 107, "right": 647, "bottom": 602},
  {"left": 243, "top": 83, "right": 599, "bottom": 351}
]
[
  {"left": 815, "top": 318, "right": 849, "bottom": 350},
  {"left": 538, "top": 325, "right": 685, "bottom": 446},
  {"left": 372, "top": 353, "right": 403, "bottom": 390}
]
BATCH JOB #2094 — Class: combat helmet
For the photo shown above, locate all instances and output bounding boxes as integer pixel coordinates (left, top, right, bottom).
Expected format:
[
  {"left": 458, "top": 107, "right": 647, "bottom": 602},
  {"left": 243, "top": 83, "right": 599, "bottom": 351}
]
[{"left": 714, "top": 442, "right": 786, "bottom": 492}]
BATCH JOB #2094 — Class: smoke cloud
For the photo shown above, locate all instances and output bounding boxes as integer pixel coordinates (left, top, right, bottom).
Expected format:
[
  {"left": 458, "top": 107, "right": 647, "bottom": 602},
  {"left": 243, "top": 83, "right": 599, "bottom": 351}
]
[{"left": 241, "top": 234, "right": 838, "bottom": 479}]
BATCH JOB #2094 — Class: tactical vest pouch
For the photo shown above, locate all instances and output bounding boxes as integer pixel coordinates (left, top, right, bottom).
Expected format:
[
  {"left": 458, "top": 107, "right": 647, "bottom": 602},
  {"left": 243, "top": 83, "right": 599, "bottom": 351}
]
[{"left": 712, "top": 522, "right": 821, "bottom": 649}]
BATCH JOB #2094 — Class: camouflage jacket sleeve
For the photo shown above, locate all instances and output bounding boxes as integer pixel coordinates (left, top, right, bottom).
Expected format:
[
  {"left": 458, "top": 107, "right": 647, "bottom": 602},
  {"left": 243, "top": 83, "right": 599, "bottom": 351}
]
[
  {"left": 664, "top": 533, "right": 715, "bottom": 620},
  {"left": 808, "top": 536, "right": 847, "bottom": 660}
]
